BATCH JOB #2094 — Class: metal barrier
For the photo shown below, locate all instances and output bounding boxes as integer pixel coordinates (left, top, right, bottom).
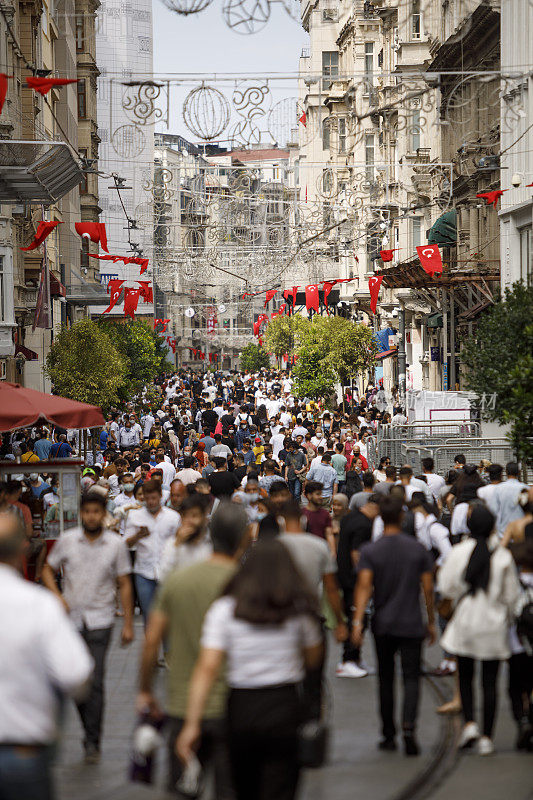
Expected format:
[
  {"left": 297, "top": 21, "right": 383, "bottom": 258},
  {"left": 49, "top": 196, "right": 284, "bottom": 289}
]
[
  {"left": 375, "top": 421, "right": 481, "bottom": 470},
  {"left": 400, "top": 439, "right": 515, "bottom": 476}
]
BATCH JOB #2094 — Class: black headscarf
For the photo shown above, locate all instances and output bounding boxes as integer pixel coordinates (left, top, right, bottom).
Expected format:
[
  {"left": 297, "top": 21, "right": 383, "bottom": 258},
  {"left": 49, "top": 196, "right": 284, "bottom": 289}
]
[{"left": 464, "top": 504, "right": 495, "bottom": 594}]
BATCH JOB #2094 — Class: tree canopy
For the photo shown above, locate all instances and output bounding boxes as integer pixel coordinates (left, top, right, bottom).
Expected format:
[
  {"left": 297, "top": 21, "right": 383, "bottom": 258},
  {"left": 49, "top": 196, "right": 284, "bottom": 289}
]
[
  {"left": 462, "top": 282, "right": 533, "bottom": 466},
  {"left": 240, "top": 343, "right": 270, "bottom": 372},
  {"left": 98, "top": 319, "right": 173, "bottom": 399},
  {"left": 45, "top": 319, "right": 128, "bottom": 410},
  {"left": 264, "top": 315, "right": 310, "bottom": 363}
]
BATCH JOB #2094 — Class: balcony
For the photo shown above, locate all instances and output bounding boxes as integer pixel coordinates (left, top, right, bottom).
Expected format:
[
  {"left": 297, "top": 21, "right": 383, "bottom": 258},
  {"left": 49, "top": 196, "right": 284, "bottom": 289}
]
[
  {"left": 65, "top": 282, "right": 110, "bottom": 306},
  {"left": 0, "top": 141, "right": 84, "bottom": 204}
]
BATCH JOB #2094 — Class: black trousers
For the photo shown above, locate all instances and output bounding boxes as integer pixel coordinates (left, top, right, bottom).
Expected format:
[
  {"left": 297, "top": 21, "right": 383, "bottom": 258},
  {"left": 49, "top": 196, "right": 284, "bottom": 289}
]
[
  {"left": 167, "top": 716, "right": 234, "bottom": 800},
  {"left": 457, "top": 656, "right": 500, "bottom": 738},
  {"left": 76, "top": 626, "right": 112, "bottom": 749},
  {"left": 341, "top": 587, "right": 367, "bottom": 664},
  {"left": 508, "top": 652, "right": 533, "bottom": 722},
  {"left": 374, "top": 634, "right": 423, "bottom": 739},
  {"left": 227, "top": 684, "right": 301, "bottom": 800}
]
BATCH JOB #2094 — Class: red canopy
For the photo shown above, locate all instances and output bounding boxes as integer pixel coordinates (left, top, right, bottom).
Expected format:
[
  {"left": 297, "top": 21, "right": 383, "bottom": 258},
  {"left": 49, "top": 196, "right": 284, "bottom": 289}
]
[{"left": 0, "top": 382, "right": 105, "bottom": 432}]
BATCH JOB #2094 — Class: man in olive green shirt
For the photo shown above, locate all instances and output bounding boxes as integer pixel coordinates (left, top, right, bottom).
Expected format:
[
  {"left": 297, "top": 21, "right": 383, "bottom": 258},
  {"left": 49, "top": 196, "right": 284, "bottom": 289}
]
[{"left": 138, "top": 503, "right": 249, "bottom": 797}]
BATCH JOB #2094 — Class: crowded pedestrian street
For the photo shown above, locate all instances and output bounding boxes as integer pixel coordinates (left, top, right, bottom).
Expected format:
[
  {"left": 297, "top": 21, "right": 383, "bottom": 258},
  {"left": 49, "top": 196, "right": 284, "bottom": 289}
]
[{"left": 1, "top": 0, "right": 533, "bottom": 799}]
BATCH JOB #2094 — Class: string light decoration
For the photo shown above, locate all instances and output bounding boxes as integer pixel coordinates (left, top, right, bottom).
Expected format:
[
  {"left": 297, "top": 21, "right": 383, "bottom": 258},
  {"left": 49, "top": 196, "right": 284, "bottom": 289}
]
[
  {"left": 160, "top": 0, "right": 213, "bottom": 13},
  {"left": 221, "top": 0, "right": 270, "bottom": 35},
  {"left": 111, "top": 124, "right": 146, "bottom": 158},
  {"left": 182, "top": 83, "right": 230, "bottom": 140}
]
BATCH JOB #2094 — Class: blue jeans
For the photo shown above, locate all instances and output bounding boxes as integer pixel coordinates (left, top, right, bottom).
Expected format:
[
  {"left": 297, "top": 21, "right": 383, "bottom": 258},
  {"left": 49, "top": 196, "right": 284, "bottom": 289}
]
[
  {"left": 0, "top": 745, "right": 54, "bottom": 800},
  {"left": 288, "top": 478, "right": 302, "bottom": 501},
  {"left": 134, "top": 574, "right": 158, "bottom": 626}
]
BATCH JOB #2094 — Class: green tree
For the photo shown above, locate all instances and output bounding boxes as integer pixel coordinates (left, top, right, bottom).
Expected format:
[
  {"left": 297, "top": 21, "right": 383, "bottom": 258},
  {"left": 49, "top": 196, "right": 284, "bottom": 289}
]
[
  {"left": 462, "top": 282, "right": 533, "bottom": 465},
  {"left": 45, "top": 319, "right": 127, "bottom": 410},
  {"left": 240, "top": 343, "right": 270, "bottom": 372},
  {"left": 292, "top": 342, "right": 337, "bottom": 400},
  {"left": 98, "top": 319, "right": 173, "bottom": 399},
  {"left": 298, "top": 316, "right": 378, "bottom": 385},
  {"left": 264, "top": 315, "right": 310, "bottom": 365}
]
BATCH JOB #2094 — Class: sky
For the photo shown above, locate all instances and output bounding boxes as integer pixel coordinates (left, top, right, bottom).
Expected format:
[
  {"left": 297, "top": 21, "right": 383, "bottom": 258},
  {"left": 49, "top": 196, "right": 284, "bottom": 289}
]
[{"left": 152, "top": 0, "right": 309, "bottom": 145}]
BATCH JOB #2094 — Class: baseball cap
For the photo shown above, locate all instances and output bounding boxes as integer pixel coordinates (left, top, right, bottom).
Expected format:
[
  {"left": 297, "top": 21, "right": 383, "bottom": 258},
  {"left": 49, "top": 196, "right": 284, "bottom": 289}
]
[{"left": 254, "top": 437, "right": 261, "bottom": 444}]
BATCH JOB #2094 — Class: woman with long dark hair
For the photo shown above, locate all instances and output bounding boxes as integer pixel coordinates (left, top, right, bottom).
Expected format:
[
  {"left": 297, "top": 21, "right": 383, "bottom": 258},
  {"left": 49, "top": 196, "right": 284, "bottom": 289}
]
[
  {"left": 437, "top": 504, "right": 520, "bottom": 755},
  {"left": 177, "top": 539, "right": 323, "bottom": 799}
]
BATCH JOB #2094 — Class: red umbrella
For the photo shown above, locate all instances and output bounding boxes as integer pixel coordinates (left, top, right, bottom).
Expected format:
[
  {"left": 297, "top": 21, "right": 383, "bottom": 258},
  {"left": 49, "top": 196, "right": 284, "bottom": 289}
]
[{"left": 0, "top": 382, "right": 105, "bottom": 432}]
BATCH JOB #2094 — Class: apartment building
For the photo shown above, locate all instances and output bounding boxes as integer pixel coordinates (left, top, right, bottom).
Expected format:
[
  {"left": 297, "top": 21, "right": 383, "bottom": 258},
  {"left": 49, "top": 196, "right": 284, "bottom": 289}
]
[
  {"left": 297, "top": 0, "right": 503, "bottom": 395},
  {"left": 0, "top": 0, "right": 98, "bottom": 388}
]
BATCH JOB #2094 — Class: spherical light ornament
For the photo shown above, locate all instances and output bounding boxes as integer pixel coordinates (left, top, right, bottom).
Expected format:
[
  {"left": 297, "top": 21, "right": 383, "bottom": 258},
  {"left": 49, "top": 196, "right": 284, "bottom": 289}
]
[
  {"left": 111, "top": 125, "right": 146, "bottom": 158},
  {"left": 218, "top": 304, "right": 227, "bottom": 313},
  {"left": 222, "top": 0, "right": 270, "bottom": 35},
  {"left": 185, "top": 307, "right": 195, "bottom": 318},
  {"left": 183, "top": 84, "right": 230, "bottom": 141},
  {"left": 160, "top": 0, "right": 213, "bottom": 14}
]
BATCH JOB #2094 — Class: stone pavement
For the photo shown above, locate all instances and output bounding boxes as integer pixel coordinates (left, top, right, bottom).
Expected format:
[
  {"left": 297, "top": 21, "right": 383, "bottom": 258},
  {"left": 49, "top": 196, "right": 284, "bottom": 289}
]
[{"left": 54, "top": 618, "right": 532, "bottom": 800}]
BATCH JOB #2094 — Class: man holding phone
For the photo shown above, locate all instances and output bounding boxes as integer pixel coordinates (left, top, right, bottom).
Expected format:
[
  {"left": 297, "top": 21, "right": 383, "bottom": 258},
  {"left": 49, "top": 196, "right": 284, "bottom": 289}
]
[{"left": 126, "top": 479, "right": 181, "bottom": 624}]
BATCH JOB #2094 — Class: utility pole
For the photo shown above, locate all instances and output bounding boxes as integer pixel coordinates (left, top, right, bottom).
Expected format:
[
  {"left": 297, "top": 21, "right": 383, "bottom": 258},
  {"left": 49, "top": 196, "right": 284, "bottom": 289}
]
[{"left": 397, "top": 303, "right": 406, "bottom": 407}]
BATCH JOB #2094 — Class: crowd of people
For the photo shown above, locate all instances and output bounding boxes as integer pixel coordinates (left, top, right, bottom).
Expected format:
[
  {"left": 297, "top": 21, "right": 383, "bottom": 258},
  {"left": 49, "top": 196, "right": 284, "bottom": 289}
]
[{"left": 0, "top": 368, "right": 532, "bottom": 800}]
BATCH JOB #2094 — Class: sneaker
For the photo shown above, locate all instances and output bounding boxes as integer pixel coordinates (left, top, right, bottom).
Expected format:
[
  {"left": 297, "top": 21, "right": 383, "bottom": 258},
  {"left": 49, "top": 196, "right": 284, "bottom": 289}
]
[
  {"left": 357, "top": 660, "right": 376, "bottom": 675},
  {"left": 84, "top": 744, "right": 100, "bottom": 765},
  {"left": 477, "top": 736, "right": 494, "bottom": 756},
  {"left": 378, "top": 737, "right": 397, "bottom": 751},
  {"left": 336, "top": 661, "right": 368, "bottom": 678},
  {"left": 403, "top": 733, "right": 420, "bottom": 756},
  {"left": 458, "top": 722, "right": 480, "bottom": 749}
]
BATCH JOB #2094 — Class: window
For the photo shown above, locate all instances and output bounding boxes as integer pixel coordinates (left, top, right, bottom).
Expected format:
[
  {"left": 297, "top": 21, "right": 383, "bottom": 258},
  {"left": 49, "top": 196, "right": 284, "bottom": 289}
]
[
  {"left": 411, "top": 217, "right": 422, "bottom": 249},
  {"left": 410, "top": 107, "right": 421, "bottom": 151},
  {"left": 364, "top": 43, "right": 374, "bottom": 89},
  {"left": 411, "top": 0, "right": 421, "bottom": 39},
  {"left": 338, "top": 117, "right": 346, "bottom": 153},
  {"left": 519, "top": 225, "right": 532, "bottom": 283},
  {"left": 322, "top": 51, "right": 338, "bottom": 89},
  {"left": 81, "top": 237, "right": 89, "bottom": 269},
  {"left": 75, "top": 15, "right": 84, "bottom": 50},
  {"left": 365, "top": 133, "right": 375, "bottom": 180},
  {"left": 0, "top": 256, "right": 4, "bottom": 322},
  {"left": 79, "top": 148, "right": 88, "bottom": 194},
  {"left": 322, "top": 118, "right": 330, "bottom": 150},
  {"left": 77, "top": 79, "right": 87, "bottom": 119}
]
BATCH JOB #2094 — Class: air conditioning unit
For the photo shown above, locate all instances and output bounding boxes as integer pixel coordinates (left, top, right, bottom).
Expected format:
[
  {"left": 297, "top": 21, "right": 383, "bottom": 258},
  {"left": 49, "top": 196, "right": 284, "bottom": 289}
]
[
  {"left": 419, "top": 351, "right": 430, "bottom": 363},
  {"left": 322, "top": 8, "right": 338, "bottom": 21}
]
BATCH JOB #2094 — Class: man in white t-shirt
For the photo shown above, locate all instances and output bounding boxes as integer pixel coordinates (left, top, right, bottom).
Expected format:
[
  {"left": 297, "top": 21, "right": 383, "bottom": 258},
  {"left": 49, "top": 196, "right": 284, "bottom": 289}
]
[
  {"left": 270, "top": 427, "right": 286, "bottom": 459},
  {"left": 476, "top": 463, "right": 503, "bottom": 518},
  {"left": 175, "top": 457, "right": 203, "bottom": 486},
  {"left": 421, "top": 457, "right": 445, "bottom": 503}
]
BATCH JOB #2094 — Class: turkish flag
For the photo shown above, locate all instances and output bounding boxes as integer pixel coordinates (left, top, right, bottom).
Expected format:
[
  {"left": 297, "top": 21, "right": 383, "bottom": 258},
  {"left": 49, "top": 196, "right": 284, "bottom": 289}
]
[
  {"left": 0, "top": 74, "right": 12, "bottom": 115},
  {"left": 167, "top": 337, "right": 176, "bottom": 354},
  {"left": 21, "top": 220, "right": 62, "bottom": 251},
  {"left": 305, "top": 284, "right": 319, "bottom": 312},
  {"left": 283, "top": 286, "right": 299, "bottom": 306},
  {"left": 264, "top": 289, "right": 277, "bottom": 307},
  {"left": 154, "top": 318, "right": 170, "bottom": 332},
  {"left": 137, "top": 280, "right": 153, "bottom": 303},
  {"left": 26, "top": 76, "right": 78, "bottom": 96},
  {"left": 137, "top": 258, "right": 149, "bottom": 274},
  {"left": 323, "top": 280, "right": 337, "bottom": 314},
  {"left": 476, "top": 190, "right": 506, "bottom": 208},
  {"left": 278, "top": 304, "right": 287, "bottom": 315},
  {"left": 416, "top": 245, "right": 443, "bottom": 276},
  {"left": 75, "top": 222, "right": 109, "bottom": 252},
  {"left": 299, "top": 111, "right": 307, "bottom": 127},
  {"left": 282, "top": 353, "right": 289, "bottom": 362},
  {"left": 253, "top": 320, "right": 260, "bottom": 336},
  {"left": 368, "top": 275, "right": 383, "bottom": 314},
  {"left": 379, "top": 249, "right": 396, "bottom": 262},
  {"left": 123, "top": 287, "right": 141, "bottom": 319},
  {"left": 103, "top": 279, "right": 124, "bottom": 314}
]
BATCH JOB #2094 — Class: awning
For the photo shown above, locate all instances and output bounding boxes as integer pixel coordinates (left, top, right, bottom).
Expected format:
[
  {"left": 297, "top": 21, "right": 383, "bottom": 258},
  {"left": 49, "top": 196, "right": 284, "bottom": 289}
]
[
  {"left": 14, "top": 344, "right": 38, "bottom": 361},
  {"left": 374, "top": 327, "right": 395, "bottom": 353},
  {"left": 375, "top": 348, "right": 397, "bottom": 360},
  {"left": 428, "top": 210, "right": 457, "bottom": 246},
  {"left": 49, "top": 274, "right": 66, "bottom": 298},
  {"left": 0, "top": 140, "right": 84, "bottom": 205},
  {"left": 0, "top": 381, "right": 105, "bottom": 432}
]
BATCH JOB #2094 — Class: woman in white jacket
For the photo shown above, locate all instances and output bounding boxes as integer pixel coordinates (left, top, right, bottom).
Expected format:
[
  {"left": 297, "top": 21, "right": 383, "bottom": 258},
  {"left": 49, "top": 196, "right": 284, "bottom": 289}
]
[{"left": 438, "top": 504, "right": 520, "bottom": 755}]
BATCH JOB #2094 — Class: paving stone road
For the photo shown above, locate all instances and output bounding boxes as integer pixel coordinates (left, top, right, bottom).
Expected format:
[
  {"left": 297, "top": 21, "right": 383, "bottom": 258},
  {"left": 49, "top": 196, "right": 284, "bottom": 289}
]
[{"left": 53, "top": 618, "right": 532, "bottom": 800}]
